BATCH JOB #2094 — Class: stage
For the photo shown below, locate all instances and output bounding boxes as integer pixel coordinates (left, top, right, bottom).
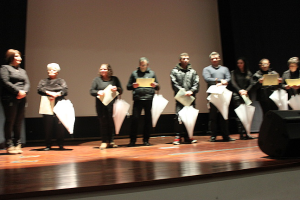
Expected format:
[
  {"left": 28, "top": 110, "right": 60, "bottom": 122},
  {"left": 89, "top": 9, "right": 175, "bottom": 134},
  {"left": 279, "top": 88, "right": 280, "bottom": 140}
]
[{"left": 1, "top": 134, "right": 300, "bottom": 199}]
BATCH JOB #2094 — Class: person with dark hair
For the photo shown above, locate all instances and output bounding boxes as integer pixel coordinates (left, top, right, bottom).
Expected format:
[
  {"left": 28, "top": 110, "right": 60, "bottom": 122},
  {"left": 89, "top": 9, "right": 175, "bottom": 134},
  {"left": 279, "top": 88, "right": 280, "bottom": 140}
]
[
  {"left": 170, "top": 53, "right": 199, "bottom": 145},
  {"left": 203, "top": 52, "right": 235, "bottom": 142},
  {"left": 127, "top": 57, "right": 159, "bottom": 147},
  {"left": 0, "top": 49, "right": 30, "bottom": 154},
  {"left": 282, "top": 57, "right": 300, "bottom": 99},
  {"left": 37, "top": 63, "right": 68, "bottom": 150},
  {"left": 229, "top": 58, "right": 255, "bottom": 140},
  {"left": 90, "top": 64, "right": 123, "bottom": 150},
  {"left": 252, "top": 58, "right": 281, "bottom": 116}
]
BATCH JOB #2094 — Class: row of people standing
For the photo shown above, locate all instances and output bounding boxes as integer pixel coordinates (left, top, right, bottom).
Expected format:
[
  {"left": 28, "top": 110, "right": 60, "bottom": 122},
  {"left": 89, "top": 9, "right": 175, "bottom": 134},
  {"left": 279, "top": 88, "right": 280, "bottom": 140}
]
[
  {"left": 2, "top": 48, "right": 299, "bottom": 153},
  {"left": 91, "top": 54, "right": 199, "bottom": 149}
]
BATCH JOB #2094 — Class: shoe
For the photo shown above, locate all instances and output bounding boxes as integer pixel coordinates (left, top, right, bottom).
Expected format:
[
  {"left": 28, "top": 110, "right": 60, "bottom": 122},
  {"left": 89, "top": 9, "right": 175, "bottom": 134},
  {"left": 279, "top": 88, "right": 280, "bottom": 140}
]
[
  {"left": 43, "top": 147, "right": 51, "bottom": 151},
  {"left": 109, "top": 142, "right": 118, "bottom": 148},
  {"left": 127, "top": 141, "right": 136, "bottom": 147},
  {"left": 100, "top": 143, "right": 107, "bottom": 150},
  {"left": 223, "top": 137, "right": 236, "bottom": 142},
  {"left": 173, "top": 136, "right": 181, "bottom": 145},
  {"left": 143, "top": 142, "right": 150, "bottom": 146},
  {"left": 59, "top": 145, "right": 66, "bottom": 150},
  {"left": 7, "top": 146, "right": 17, "bottom": 154},
  {"left": 209, "top": 137, "right": 216, "bottom": 142},
  {"left": 15, "top": 144, "right": 23, "bottom": 154},
  {"left": 184, "top": 138, "right": 197, "bottom": 144},
  {"left": 245, "top": 135, "right": 256, "bottom": 139}
]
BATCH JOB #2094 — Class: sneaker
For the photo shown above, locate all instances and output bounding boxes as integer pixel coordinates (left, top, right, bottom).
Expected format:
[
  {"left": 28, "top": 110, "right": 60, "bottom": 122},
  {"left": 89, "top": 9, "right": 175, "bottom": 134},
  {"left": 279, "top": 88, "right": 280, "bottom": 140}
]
[
  {"left": 184, "top": 138, "right": 198, "bottom": 144},
  {"left": 209, "top": 136, "right": 216, "bottom": 142},
  {"left": 173, "top": 136, "right": 181, "bottom": 145},
  {"left": 223, "top": 137, "right": 236, "bottom": 142}
]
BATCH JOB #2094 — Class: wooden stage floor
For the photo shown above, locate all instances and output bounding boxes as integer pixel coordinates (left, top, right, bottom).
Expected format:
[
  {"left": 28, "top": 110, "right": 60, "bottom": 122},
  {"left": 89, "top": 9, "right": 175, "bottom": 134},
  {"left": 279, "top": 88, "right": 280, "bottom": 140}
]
[{"left": 1, "top": 133, "right": 300, "bottom": 199}]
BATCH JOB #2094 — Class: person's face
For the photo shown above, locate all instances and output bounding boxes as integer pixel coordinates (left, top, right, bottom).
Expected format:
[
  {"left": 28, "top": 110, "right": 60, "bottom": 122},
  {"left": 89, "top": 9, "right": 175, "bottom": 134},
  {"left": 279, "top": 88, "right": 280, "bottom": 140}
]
[
  {"left": 99, "top": 65, "right": 109, "bottom": 77},
  {"left": 48, "top": 66, "right": 59, "bottom": 79},
  {"left": 139, "top": 61, "right": 148, "bottom": 72},
  {"left": 237, "top": 59, "right": 245, "bottom": 71},
  {"left": 289, "top": 63, "right": 298, "bottom": 72},
  {"left": 12, "top": 53, "right": 22, "bottom": 66},
  {"left": 179, "top": 56, "right": 190, "bottom": 66},
  {"left": 260, "top": 60, "right": 270, "bottom": 71},
  {"left": 210, "top": 55, "right": 220, "bottom": 65}
]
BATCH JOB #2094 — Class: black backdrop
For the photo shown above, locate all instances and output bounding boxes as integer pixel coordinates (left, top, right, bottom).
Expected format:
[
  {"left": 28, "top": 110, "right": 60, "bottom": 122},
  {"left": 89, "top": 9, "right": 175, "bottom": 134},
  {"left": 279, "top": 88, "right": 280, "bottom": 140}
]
[{"left": 218, "top": 0, "right": 300, "bottom": 74}]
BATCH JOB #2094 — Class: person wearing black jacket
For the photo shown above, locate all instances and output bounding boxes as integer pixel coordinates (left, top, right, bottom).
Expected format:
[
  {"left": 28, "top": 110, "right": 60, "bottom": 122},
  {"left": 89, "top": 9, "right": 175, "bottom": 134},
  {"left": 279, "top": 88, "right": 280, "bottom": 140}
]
[
  {"left": 0, "top": 49, "right": 30, "bottom": 154},
  {"left": 37, "top": 63, "right": 68, "bottom": 150},
  {"left": 170, "top": 53, "right": 199, "bottom": 144},
  {"left": 229, "top": 58, "right": 255, "bottom": 140},
  {"left": 252, "top": 58, "right": 281, "bottom": 116},
  {"left": 127, "top": 57, "right": 159, "bottom": 147},
  {"left": 281, "top": 57, "right": 300, "bottom": 100}
]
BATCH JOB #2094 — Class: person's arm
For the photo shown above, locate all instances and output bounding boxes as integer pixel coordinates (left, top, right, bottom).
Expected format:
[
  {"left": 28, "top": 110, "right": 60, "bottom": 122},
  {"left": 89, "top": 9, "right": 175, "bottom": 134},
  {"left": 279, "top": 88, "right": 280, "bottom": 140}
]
[
  {"left": 223, "top": 67, "right": 231, "bottom": 83},
  {"left": 0, "top": 66, "right": 20, "bottom": 95},
  {"left": 59, "top": 79, "right": 68, "bottom": 96},
  {"left": 245, "top": 72, "right": 254, "bottom": 92},
  {"left": 202, "top": 67, "right": 217, "bottom": 83},
  {"left": 115, "top": 76, "right": 123, "bottom": 95},
  {"left": 189, "top": 70, "right": 199, "bottom": 94},
  {"left": 230, "top": 71, "right": 241, "bottom": 91},
  {"left": 170, "top": 69, "right": 183, "bottom": 94},
  {"left": 90, "top": 78, "right": 99, "bottom": 97},
  {"left": 152, "top": 73, "right": 160, "bottom": 90},
  {"left": 127, "top": 73, "right": 136, "bottom": 90},
  {"left": 23, "top": 70, "right": 30, "bottom": 93},
  {"left": 37, "top": 79, "right": 47, "bottom": 95}
]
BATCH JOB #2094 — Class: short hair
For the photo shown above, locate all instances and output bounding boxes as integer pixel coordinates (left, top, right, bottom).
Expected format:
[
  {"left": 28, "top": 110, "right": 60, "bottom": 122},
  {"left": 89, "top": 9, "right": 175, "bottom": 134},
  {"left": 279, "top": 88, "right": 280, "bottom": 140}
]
[
  {"left": 99, "top": 63, "right": 113, "bottom": 77},
  {"left": 139, "top": 57, "right": 149, "bottom": 64},
  {"left": 209, "top": 52, "right": 220, "bottom": 59},
  {"left": 287, "top": 57, "right": 299, "bottom": 66},
  {"left": 259, "top": 58, "right": 270, "bottom": 65},
  {"left": 5, "top": 49, "right": 21, "bottom": 64},
  {"left": 179, "top": 53, "right": 189, "bottom": 59},
  {"left": 47, "top": 63, "right": 61, "bottom": 72}
]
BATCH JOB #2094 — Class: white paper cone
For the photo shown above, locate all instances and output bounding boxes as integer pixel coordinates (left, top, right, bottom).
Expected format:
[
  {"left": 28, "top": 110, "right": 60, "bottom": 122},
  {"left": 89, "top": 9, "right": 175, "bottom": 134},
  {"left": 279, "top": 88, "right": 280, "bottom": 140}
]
[
  {"left": 53, "top": 99, "right": 75, "bottom": 134},
  {"left": 288, "top": 94, "right": 300, "bottom": 110},
  {"left": 113, "top": 99, "right": 130, "bottom": 135},
  {"left": 178, "top": 106, "right": 199, "bottom": 138},
  {"left": 234, "top": 104, "right": 255, "bottom": 135},
  {"left": 151, "top": 94, "right": 169, "bottom": 127},
  {"left": 210, "top": 88, "right": 232, "bottom": 120},
  {"left": 269, "top": 89, "right": 288, "bottom": 110}
]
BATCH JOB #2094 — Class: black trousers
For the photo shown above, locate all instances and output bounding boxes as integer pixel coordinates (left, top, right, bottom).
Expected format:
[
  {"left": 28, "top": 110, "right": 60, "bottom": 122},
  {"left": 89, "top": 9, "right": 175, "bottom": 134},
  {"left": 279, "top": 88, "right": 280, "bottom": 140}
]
[
  {"left": 259, "top": 99, "right": 278, "bottom": 117},
  {"left": 97, "top": 102, "right": 115, "bottom": 143},
  {"left": 43, "top": 114, "right": 65, "bottom": 147},
  {"left": 130, "top": 100, "right": 153, "bottom": 143},
  {"left": 2, "top": 97, "right": 26, "bottom": 147},
  {"left": 209, "top": 103, "right": 230, "bottom": 139}
]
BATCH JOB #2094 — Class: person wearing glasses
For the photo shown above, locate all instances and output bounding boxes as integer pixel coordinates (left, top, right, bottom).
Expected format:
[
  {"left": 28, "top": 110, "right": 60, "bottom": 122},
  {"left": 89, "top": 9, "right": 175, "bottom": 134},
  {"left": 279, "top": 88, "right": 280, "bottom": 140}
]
[
  {"left": 252, "top": 58, "right": 281, "bottom": 116},
  {"left": 282, "top": 57, "right": 300, "bottom": 100},
  {"left": 203, "top": 52, "right": 235, "bottom": 142}
]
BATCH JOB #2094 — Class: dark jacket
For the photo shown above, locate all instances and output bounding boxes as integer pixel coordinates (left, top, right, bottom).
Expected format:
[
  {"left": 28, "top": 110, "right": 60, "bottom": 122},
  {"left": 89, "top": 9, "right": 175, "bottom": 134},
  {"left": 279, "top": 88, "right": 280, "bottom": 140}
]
[
  {"left": 127, "top": 67, "right": 159, "bottom": 101},
  {"left": 37, "top": 78, "right": 68, "bottom": 103},
  {"left": 282, "top": 69, "right": 300, "bottom": 98},
  {"left": 251, "top": 69, "right": 279, "bottom": 101},
  {"left": 170, "top": 63, "right": 199, "bottom": 96},
  {"left": 0, "top": 65, "right": 30, "bottom": 100}
]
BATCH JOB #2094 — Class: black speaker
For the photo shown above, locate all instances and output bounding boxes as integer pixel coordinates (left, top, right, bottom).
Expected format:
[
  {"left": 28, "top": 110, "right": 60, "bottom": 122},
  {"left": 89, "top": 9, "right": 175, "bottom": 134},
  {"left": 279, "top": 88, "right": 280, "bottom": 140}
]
[{"left": 259, "top": 110, "right": 300, "bottom": 157}]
